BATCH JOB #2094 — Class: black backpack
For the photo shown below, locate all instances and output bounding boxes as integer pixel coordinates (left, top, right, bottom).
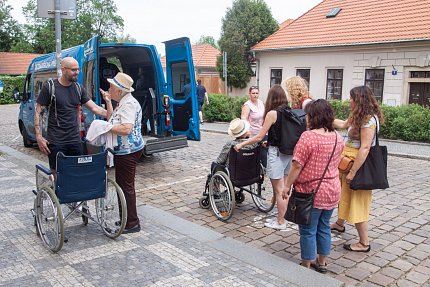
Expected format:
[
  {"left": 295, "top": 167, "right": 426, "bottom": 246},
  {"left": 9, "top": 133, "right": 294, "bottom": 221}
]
[{"left": 277, "top": 107, "right": 307, "bottom": 155}]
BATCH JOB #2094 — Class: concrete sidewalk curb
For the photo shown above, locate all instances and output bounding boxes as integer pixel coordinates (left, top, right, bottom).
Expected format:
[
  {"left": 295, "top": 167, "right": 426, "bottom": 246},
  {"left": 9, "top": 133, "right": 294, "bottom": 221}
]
[{"left": 140, "top": 204, "right": 343, "bottom": 287}]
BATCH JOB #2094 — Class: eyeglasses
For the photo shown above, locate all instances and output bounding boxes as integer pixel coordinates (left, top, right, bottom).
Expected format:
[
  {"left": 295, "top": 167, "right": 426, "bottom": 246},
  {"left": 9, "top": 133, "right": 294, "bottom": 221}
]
[{"left": 63, "top": 67, "right": 80, "bottom": 72}]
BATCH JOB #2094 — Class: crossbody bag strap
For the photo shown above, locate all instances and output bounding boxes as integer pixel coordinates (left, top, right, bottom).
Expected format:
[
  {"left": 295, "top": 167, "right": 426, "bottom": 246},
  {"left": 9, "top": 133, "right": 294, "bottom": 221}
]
[{"left": 314, "top": 132, "right": 338, "bottom": 195}]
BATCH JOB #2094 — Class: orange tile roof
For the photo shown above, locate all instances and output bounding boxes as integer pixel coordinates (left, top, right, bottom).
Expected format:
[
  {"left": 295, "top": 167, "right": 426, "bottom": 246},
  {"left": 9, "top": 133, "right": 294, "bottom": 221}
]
[
  {"left": 0, "top": 52, "right": 42, "bottom": 75},
  {"left": 253, "top": 0, "right": 430, "bottom": 51},
  {"left": 161, "top": 44, "right": 220, "bottom": 68}
]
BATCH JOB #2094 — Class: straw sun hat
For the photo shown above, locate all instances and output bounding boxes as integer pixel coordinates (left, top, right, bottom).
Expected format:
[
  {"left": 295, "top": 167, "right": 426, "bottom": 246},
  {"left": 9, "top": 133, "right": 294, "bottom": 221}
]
[
  {"left": 107, "top": 72, "right": 134, "bottom": 93},
  {"left": 227, "top": 118, "right": 250, "bottom": 138}
]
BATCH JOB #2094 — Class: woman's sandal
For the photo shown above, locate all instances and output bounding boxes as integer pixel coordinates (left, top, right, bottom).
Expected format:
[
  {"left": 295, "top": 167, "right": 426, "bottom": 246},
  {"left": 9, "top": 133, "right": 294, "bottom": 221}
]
[
  {"left": 310, "top": 260, "right": 328, "bottom": 274},
  {"left": 343, "top": 241, "right": 371, "bottom": 253},
  {"left": 331, "top": 222, "right": 346, "bottom": 233}
]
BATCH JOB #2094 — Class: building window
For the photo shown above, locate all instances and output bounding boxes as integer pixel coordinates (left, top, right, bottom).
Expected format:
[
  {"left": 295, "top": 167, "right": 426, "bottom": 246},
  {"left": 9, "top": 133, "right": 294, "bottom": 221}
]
[
  {"left": 410, "top": 71, "right": 430, "bottom": 78},
  {"left": 365, "top": 69, "right": 385, "bottom": 101},
  {"left": 326, "top": 69, "right": 343, "bottom": 100},
  {"left": 270, "top": 69, "right": 282, "bottom": 87},
  {"left": 296, "top": 69, "right": 310, "bottom": 87}
]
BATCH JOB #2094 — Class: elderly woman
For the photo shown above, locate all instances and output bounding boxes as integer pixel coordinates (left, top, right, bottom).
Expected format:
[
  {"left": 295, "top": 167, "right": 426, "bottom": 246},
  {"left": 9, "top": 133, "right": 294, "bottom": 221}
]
[
  {"left": 282, "top": 99, "right": 344, "bottom": 272},
  {"left": 330, "top": 86, "right": 384, "bottom": 252},
  {"left": 282, "top": 76, "right": 312, "bottom": 110},
  {"left": 100, "top": 72, "right": 144, "bottom": 234}
]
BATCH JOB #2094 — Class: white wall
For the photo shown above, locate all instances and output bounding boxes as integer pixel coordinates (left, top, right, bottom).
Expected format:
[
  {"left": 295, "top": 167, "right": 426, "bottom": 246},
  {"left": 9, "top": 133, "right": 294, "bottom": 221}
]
[{"left": 255, "top": 42, "right": 430, "bottom": 105}]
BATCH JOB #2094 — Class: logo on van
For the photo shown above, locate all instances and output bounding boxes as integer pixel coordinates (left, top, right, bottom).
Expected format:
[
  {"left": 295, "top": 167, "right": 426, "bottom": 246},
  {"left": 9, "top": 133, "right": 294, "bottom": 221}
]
[
  {"left": 35, "top": 59, "right": 56, "bottom": 72},
  {"left": 78, "top": 156, "right": 93, "bottom": 164}
]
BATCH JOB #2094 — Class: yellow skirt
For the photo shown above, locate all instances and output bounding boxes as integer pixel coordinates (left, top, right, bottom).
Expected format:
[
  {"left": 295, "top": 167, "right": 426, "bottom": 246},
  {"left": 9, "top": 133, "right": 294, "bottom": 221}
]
[{"left": 338, "top": 146, "right": 372, "bottom": 224}]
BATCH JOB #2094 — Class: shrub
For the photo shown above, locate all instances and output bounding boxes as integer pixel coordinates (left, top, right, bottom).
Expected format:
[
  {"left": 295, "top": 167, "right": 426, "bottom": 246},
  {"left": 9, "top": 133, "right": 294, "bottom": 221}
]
[
  {"left": 330, "top": 100, "right": 430, "bottom": 143},
  {"left": 203, "top": 94, "right": 247, "bottom": 122},
  {"left": 0, "top": 75, "right": 25, "bottom": 104}
]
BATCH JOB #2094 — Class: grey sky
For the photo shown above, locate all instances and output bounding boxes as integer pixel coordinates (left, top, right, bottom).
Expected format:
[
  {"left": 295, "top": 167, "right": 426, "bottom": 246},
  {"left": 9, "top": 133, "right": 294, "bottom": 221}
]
[{"left": 7, "top": 0, "right": 322, "bottom": 54}]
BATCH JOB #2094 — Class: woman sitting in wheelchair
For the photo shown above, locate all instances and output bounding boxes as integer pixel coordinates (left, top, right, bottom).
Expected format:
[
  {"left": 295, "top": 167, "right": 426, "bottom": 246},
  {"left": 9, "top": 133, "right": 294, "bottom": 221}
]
[{"left": 211, "top": 118, "right": 258, "bottom": 172}]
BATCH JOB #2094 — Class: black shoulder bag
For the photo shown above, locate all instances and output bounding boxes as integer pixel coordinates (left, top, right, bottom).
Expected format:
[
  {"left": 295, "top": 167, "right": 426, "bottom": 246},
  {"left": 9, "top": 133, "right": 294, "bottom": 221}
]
[
  {"left": 350, "top": 116, "right": 389, "bottom": 190},
  {"left": 284, "top": 133, "right": 337, "bottom": 225}
]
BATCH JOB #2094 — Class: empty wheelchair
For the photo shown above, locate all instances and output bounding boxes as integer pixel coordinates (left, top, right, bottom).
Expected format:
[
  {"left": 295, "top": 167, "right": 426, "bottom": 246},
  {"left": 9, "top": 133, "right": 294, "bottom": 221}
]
[
  {"left": 32, "top": 149, "right": 127, "bottom": 252},
  {"left": 199, "top": 145, "right": 275, "bottom": 221}
]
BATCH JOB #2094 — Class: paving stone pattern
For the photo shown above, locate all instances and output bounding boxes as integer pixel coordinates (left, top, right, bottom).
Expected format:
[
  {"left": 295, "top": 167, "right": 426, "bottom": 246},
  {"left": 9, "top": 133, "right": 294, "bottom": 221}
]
[{"left": 1, "top": 104, "right": 430, "bottom": 286}]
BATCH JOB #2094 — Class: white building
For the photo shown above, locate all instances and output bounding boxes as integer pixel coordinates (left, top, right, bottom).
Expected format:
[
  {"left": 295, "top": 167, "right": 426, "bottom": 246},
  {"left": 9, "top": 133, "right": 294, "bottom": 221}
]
[{"left": 252, "top": 0, "right": 430, "bottom": 106}]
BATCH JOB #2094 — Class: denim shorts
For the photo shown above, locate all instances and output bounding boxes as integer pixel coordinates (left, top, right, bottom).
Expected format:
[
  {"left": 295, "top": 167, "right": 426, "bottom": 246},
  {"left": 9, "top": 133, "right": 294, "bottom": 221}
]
[{"left": 266, "top": 146, "right": 292, "bottom": 179}]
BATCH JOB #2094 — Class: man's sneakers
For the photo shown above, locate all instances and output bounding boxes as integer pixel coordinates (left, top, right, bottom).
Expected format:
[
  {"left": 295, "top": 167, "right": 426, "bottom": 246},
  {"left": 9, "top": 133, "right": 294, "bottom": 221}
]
[{"left": 264, "top": 220, "right": 287, "bottom": 230}]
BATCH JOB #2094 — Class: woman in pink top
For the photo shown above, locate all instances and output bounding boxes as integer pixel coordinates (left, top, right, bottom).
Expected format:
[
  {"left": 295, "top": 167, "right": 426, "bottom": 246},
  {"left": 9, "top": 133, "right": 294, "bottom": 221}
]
[
  {"left": 241, "top": 86, "right": 265, "bottom": 137},
  {"left": 282, "top": 99, "right": 344, "bottom": 273}
]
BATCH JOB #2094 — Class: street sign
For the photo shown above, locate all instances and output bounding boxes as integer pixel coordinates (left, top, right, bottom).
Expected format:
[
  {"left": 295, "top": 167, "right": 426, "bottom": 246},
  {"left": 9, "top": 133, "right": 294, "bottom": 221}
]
[
  {"left": 37, "top": 0, "right": 76, "bottom": 19},
  {"left": 0, "top": 80, "right": 4, "bottom": 93}
]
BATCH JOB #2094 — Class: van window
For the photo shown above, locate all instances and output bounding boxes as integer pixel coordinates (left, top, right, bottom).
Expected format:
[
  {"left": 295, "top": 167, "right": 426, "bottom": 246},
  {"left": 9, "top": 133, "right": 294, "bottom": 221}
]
[
  {"left": 33, "top": 72, "right": 56, "bottom": 101},
  {"left": 171, "top": 61, "right": 190, "bottom": 100},
  {"left": 83, "top": 60, "right": 95, "bottom": 101}
]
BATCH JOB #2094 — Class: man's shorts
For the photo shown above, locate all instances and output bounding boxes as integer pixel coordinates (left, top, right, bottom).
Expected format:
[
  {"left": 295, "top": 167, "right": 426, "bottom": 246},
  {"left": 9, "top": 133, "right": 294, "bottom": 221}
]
[
  {"left": 48, "top": 143, "right": 83, "bottom": 170},
  {"left": 198, "top": 101, "right": 204, "bottom": 111},
  {"left": 266, "top": 146, "right": 292, "bottom": 180}
]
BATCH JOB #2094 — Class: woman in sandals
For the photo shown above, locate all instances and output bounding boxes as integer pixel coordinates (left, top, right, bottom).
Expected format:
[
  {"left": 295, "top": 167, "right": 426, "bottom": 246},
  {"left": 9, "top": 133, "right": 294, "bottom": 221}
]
[
  {"left": 331, "top": 86, "right": 384, "bottom": 252},
  {"left": 282, "top": 99, "right": 344, "bottom": 272}
]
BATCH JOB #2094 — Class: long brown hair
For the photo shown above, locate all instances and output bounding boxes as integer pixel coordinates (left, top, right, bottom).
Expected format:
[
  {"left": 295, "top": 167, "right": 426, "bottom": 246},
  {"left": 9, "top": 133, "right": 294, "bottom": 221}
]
[
  {"left": 264, "top": 85, "right": 289, "bottom": 118},
  {"left": 348, "top": 86, "right": 384, "bottom": 129}
]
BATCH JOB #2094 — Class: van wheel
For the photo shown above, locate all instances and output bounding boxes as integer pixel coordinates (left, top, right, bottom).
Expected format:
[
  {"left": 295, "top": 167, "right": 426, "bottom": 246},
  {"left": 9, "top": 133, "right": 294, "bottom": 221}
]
[{"left": 22, "top": 128, "right": 33, "bottom": 147}]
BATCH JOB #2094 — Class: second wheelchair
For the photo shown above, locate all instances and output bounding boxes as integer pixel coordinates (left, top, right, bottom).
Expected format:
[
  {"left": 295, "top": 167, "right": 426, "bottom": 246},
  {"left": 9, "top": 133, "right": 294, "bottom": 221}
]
[{"left": 199, "top": 145, "right": 275, "bottom": 221}]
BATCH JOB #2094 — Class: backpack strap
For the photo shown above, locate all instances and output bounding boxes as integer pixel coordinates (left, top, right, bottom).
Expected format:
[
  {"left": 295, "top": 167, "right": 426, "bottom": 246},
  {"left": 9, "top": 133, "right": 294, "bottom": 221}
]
[{"left": 47, "top": 79, "right": 60, "bottom": 127}]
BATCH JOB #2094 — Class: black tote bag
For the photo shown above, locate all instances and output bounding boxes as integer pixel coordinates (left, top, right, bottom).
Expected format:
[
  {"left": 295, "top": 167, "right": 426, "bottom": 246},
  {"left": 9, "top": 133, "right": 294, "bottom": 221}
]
[{"left": 350, "top": 117, "right": 389, "bottom": 190}]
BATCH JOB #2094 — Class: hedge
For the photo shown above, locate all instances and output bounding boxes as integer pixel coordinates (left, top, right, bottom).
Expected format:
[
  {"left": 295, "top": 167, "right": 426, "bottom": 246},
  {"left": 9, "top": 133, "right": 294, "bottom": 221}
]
[
  {"left": 0, "top": 75, "right": 25, "bottom": 104},
  {"left": 203, "top": 96, "right": 430, "bottom": 143}
]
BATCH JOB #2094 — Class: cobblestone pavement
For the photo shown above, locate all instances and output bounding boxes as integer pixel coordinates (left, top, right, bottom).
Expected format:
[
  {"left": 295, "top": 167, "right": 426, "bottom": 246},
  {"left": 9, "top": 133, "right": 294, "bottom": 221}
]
[
  {"left": 2, "top": 104, "right": 430, "bottom": 286},
  {"left": 0, "top": 147, "right": 340, "bottom": 287}
]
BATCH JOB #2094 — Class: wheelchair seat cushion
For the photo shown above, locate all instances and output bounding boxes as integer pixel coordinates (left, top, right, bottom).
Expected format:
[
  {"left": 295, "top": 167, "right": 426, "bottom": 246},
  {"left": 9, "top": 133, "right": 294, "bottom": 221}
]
[{"left": 55, "top": 151, "right": 107, "bottom": 204}]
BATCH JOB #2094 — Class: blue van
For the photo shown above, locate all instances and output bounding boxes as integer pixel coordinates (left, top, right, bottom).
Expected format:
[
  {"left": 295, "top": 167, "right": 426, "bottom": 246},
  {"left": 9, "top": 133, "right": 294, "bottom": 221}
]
[{"left": 15, "top": 35, "right": 200, "bottom": 155}]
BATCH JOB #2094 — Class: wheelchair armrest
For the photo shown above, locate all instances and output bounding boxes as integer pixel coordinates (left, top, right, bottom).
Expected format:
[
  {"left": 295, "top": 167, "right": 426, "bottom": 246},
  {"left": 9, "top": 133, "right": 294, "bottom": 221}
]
[{"left": 36, "top": 164, "right": 52, "bottom": 176}]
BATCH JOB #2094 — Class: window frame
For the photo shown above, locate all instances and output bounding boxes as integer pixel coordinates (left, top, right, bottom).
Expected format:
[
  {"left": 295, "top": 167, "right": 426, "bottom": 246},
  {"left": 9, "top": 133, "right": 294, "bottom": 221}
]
[
  {"left": 365, "top": 69, "right": 385, "bottom": 101},
  {"left": 326, "top": 69, "right": 343, "bottom": 100},
  {"left": 270, "top": 68, "right": 282, "bottom": 87},
  {"left": 296, "top": 69, "right": 310, "bottom": 87}
]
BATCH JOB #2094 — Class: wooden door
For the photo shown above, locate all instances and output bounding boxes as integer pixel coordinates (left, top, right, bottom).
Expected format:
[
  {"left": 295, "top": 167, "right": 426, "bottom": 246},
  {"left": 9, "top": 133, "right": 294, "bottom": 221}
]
[{"left": 409, "top": 83, "right": 430, "bottom": 107}]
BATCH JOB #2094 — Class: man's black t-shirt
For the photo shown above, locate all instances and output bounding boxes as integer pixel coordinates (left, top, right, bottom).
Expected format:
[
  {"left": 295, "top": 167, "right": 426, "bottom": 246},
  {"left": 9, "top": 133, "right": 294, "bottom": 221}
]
[
  {"left": 197, "top": 84, "right": 207, "bottom": 103},
  {"left": 37, "top": 79, "right": 90, "bottom": 144}
]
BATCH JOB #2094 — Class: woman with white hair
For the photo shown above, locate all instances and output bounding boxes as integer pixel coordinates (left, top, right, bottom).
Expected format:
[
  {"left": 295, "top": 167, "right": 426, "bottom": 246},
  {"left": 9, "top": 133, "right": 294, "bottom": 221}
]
[{"left": 100, "top": 72, "right": 144, "bottom": 234}]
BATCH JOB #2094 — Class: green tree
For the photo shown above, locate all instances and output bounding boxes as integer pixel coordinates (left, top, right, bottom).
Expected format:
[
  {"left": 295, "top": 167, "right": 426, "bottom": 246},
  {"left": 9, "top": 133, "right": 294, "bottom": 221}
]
[
  {"left": 0, "top": 0, "right": 23, "bottom": 51},
  {"left": 12, "top": 0, "right": 124, "bottom": 54},
  {"left": 217, "top": 0, "right": 278, "bottom": 89},
  {"left": 196, "top": 35, "right": 218, "bottom": 49}
]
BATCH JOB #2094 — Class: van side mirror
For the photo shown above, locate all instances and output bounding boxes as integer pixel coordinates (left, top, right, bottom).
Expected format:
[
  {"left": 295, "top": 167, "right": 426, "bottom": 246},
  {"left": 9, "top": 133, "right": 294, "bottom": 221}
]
[{"left": 12, "top": 88, "right": 22, "bottom": 102}]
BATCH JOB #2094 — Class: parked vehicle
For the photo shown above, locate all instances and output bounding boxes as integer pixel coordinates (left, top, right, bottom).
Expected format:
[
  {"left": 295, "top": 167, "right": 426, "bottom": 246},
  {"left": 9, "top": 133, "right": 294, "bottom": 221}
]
[{"left": 14, "top": 35, "right": 200, "bottom": 155}]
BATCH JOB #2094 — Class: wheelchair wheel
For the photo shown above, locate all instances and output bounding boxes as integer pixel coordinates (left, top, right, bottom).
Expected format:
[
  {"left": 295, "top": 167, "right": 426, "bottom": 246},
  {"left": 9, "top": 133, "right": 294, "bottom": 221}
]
[
  {"left": 251, "top": 179, "right": 276, "bottom": 213},
  {"left": 81, "top": 204, "right": 89, "bottom": 226},
  {"left": 198, "top": 196, "right": 210, "bottom": 209},
  {"left": 208, "top": 171, "right": 235, "bottom": 221},
  {"left": 235, "top": 191, "right": 245, "bottom": 204},
  {"left": 95, "top": 179, "right": 127, "bottom": 238},
  {"left": 35, "top": 187, "right": 64, "bottom": 252}
]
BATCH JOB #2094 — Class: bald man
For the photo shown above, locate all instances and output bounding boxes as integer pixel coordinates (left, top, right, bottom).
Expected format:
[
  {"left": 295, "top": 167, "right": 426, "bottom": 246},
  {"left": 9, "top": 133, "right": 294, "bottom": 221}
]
[{"left": 35, "top": 57, "right": 112, "bottom": 175}]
